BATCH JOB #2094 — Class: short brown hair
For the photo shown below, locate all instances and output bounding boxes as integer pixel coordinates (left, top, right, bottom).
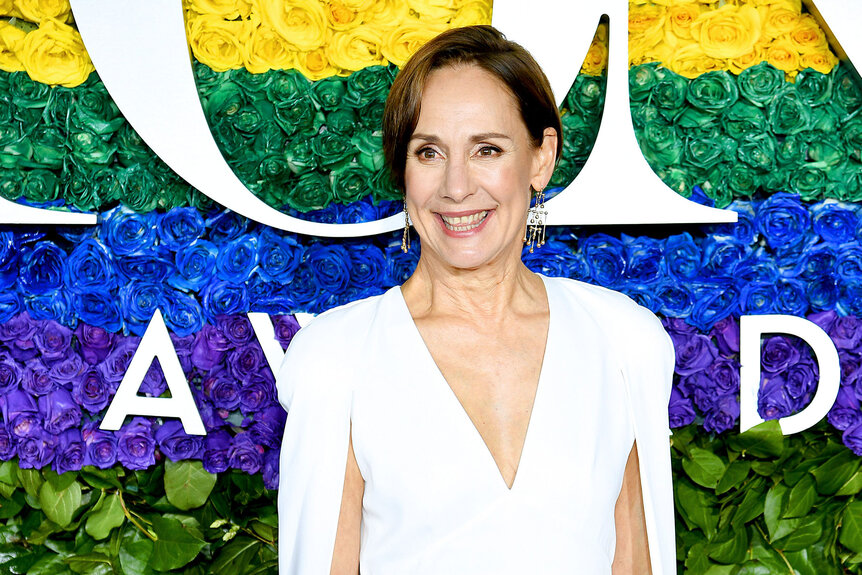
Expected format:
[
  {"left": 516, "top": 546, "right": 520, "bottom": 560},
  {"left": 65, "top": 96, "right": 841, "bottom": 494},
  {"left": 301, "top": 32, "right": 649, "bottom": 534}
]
[{"left": 382, "top": 25, "right": 563, "bottom": 192}]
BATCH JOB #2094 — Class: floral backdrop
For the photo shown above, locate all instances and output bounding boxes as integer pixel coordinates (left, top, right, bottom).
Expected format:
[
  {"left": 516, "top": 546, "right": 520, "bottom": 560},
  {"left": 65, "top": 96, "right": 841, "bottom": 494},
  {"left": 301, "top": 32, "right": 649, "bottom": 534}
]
[{"left": 0, "top": 0, "right": 861, "bottom": 573}]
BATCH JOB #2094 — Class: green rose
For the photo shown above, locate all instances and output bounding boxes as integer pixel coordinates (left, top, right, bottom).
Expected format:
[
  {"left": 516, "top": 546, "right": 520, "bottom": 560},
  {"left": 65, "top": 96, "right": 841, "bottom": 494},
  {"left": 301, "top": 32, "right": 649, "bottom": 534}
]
[
  {"left": 843, "top": 117, "right": 862, "bottom": 161},
  {"left": 727, "top": 163, "right": 758, "bottom": 197},
  {"left": 255, "top": 181, "right": 289, "bottom": 209},
  {"left": 701, "top": 164, "right": 733, "bottom": 208},
  {"left": 760, "top": 169, "right": 788, "bottom": 193},
  {"left": 737, "top": 62, "right": 784, "bottom": 107},
  {"left": 737, "top": 133, "right": 776, "bottom": 172},
  {"left": 789, "top": 165, "right": 829, "bottom": 200},
  {"left": 326, "top": 108, "right": 358, "bottom": 136},
  {"left": 331, "top": 163, "right": 373, "bottom": 204},
  {"left": 639, "top": 120, "right": 683, "bottom": 167},
  {"left": 266, "top": 69, "right": 311, "bottom": 107},
  {"left": 683, "top": 135, "right": 736, "bottom": 171},
  {"left": 211, "top": 119, "right": 250, "bottom": 158},
  {"left": 311, "top": 77, "right": 347, "bottom": 111},
  {"left": 768, "top": 87, "right": 810, "bottom": 135},
  {"left": 0, "top": 123, "right": 33, "bottom": 169},
  {"left": 10, "top": 72, "right": 51, "bottom": 109},
  {"left": 70, "top": 84, "right": 124, "bottom": 136},
  {"left": 344, "top": 65, "right": 394, "bottom": 109},
  {"left": 656, "top": 166, "right": 694, "bottom": 196},
  {"left": 807, "top": 132, "right": 846, "bottom": 169},
  {"left": 560, "top": 112, "right": 597, "bottom": 164},
  {"left": 273, "top": 98, "right": 321, "bottom": 139},
  {"left": 228, "top": 101, "right": 274, "bottom": 135},
  {"left": 833, "top": 65, "right": 862, "bottom": 118},
  {"left": 650, "top": 71, "right": 688, "bottom": 121},
  {"left": 357, "top": 100, "right": 385, "bottom": 130},
  {"left": 22, "top": 169, "right": 59, "bottom": 203},
  {"left": 253, "top": 122, "right": 288, "bottom": 154},
  {"left": 351, "top": 130, "right": 384, "bottom": 172},
  {"left": 629, "top": 63, "right": 660, "bottom": 102},
  {"left": 722, "top": 101, "right": 767, "bottom": 141},
  {"left": 566, "top": 74, "right": 606, "bottom": 119},
  {"left": 630, "top": 103, "right": 659, "bottom": 129},
  {"left": 834, "top": 163, "right": 862, "bottom": 202},
  {"left": 285, "top": 137, "right": 318, "bottom": 175},
  {"left": 229, "top": 67, "right": 273, "bottom": 95},
  {"left": 549, "top": 156, "right": 576, "bottom": 189},
  {"left": 795, "top": 68, "right": 833, "bottom": 107},
  {"left": 30, "top": 126, "right": 66, "bottom": 169},
  {"left": 686, "top": 71, "right": 738, "bottom": 113},
  {"left": 42, "top": 87, "right": 72, "bottom": 127},
  {"left": 776, "top": 133, "right": 805, "bottom": 167},
  {"left": 64, "top": 163, "right": 109, "bottom": 211},
  {"left": 231, "top": 156, "right": 263, "bottom": 190},
  {"left": 809, "top": 106, "right": 839, "bottom": 133},
  {"left": 0, "top": 169, "right": 23, "bottom": 201},
  {"left": 286, "top": 171, "right": 334, "bottom": 212},
  {"left": 369, "top": 167, "right": 400, "bottom": 203},
  {"left": 193, "top": 61, "right": 224, "bottom": 93},
  {"left": 258, "top": 152, "right": 292, "bottom": 185},
  {"left": 115, "top": 123, "right": 156, "bottom": 167},
  {"left": 312, "top": 131, "right": 353, "bottom": 171},
  {"left": 204, "top": 81, "right": 245, "bottom": 121},
  {"left": 676, "top": 107, "right": 720, "bottom": 132},
  {"left": 118, "top": 164, "right": 159, "bottom": 212},
  {"left": 69, "top": 130, "right": 118, "bottom": 166}
]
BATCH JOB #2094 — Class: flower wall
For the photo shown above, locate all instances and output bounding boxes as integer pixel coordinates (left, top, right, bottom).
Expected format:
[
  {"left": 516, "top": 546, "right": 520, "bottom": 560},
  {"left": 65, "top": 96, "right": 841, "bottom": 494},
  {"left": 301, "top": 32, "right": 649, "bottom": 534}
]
[{"left": 0, "top": 0, "right": 861, "bottom": 573}]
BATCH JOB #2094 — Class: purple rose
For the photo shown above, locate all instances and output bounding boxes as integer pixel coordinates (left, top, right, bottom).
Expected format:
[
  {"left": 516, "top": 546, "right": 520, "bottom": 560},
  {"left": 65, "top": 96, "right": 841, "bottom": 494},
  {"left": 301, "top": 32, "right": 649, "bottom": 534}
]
[
  {"left": 761, "top": 336, "right": 800, "bottom": 373},
  {"left": 262, "top": 448, "right": 279, "bottom": 490},
  {"left": 53, "top": 428, "right": 84, "bottom": 475},
  {"left": 202, "top": 429, "right": 231, "bottom": 473},
  {"left": 709, "top": 316, "right": 740, "bottom": 356},
  {"left": 829, "top": 316, "right": 862, "bottom": 350},
  {"left": 17, "top": 431, "right": 55, "bottom": 469},
  {"left": 674, "top": 333, "right": 718, "bottom": 376},
  {"left": 843, "top": 420, "right": 862, "bottom": 456},
  {"left": 662, "top": 317, "right": 697, "bottom": 350},
  {"left": 707, "top": 357, "right": 740, "bottom": 395},
  {"left": 785, "top": 359, "right": 818, "bottom": 399},
  {"left": 191, "top": 325, "right": 230, "bottom": 371},
  {"left": 75, "top": 323, "right": 115, "bottom": 365},
  {"left": 680, "top": 372, "right": 719, "bottom": 412},
  {"left": 829, "top": 386, "right": 862, "bottom": 431},
  {"left": 98, "top": 337, "right": 139, "bottom": 385},
  {"left": 33, "top": 320, "right": 72, "bottom": 364},
  {"left": 82, "top": 422, "right": 118, "bottom": 469},
  {"left": 140, "top": 363, "right": 167, "bottom": 397},
  {"left": 0, "top": 312, "right": 38, "bottom": 352},
  {"left": 703, "top": 393, "right": 740, "bottom": 434},
  {"left": 22, "top": 359, "right": 54, "bottom": 396},
  {"left": 273, "top": 315, "right": 300, "bottom": 349},
  {"left": 758, "top": 374, "right": 796, "bottom": 420},
  {"left": 116, "top": 417, "right": 156, "bottom": 470},
  {"left": 217, "top": 315, "right": 254, "bottom": 346},
  {"left": 49, "top": 352, "right": 86, "bottom": 387},
  {"left": 249, "top": 405, "right": 286, "bottom": 449},
  {"left": 39, "top": 388, "right": 82, "bottom": 435},
  {"left": 193, "top": 390, "right": 228, "bottom": 431},
  {"left": 155, "top": 420, "right": 204, "bottom": 461},
  {"left": 2, "top": 389, "right": 42, "bottom": 439},
  {"left": 808, "top": 309, "right": 838, "bottom": 334},
  {"left": 0, "top": 425, "right": 16, "bottom": 460},
  {"left": 73, "top": 369, "right": 115, "bottom": 413},
  {"left": 228, "top": 432, "right": 264, "bottom": 474},
  {"left": 228, "top": 346, "right": 267, "bottom": 382},
  {"left": 170, "top": 333, "right": 195, "bottom": 373},
  {"left": 239, "top": 374, "right": 275, "bottom": 414},
  {"left": 204, "top": 370, "right": 241, "bottom": 411},
  {"left": 668, "top": 387, "right": 696, "bottom": 428},
  {"left": 0, "top": 352, "right": 21, "bottom": 395}
]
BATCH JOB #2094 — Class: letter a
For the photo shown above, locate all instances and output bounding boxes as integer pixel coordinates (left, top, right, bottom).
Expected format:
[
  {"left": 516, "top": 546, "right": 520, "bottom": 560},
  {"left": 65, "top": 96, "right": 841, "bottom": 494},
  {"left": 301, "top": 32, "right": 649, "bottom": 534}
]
[
  {"left": 101, "top": 309, "right": 206, "bottom": 435},
  {"left": 739, "top": 315, "right": 841, "bottom": 435}
]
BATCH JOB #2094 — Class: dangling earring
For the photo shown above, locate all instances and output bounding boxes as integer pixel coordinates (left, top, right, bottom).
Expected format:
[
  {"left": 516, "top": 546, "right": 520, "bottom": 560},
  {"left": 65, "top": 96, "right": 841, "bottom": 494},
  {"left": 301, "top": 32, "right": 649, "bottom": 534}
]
[
  {"left": 401, "top": 200, "right": 410, "bottom": 253},
  {"left": 525, "top": 186, "right": 547, "bottom": 253}
]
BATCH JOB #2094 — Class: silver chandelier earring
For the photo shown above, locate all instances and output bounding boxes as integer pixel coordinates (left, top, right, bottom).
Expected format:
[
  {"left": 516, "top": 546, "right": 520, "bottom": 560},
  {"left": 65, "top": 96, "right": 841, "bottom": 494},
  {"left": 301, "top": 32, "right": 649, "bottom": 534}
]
[
  {"left": 525, "top": 186, "right": 547, "bottom": 253},
  {"left": 401, "top": 200, "right": 410, "bottom": 253}
]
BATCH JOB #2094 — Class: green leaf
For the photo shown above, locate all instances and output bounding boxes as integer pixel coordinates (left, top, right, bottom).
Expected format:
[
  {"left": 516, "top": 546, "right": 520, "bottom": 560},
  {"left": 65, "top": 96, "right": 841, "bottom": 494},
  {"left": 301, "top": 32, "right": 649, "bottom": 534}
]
[
  {"left": 685, "top": 542, "right": 712, "bottom": 575},
  {"left": 0, "top": 461, "right": 18, "bottom": 487},
  {"left": 85, "top": 492, "right": 125, "bottom": 540},
  {"left": 80, "top": 467, "right": 122, "bottom": 490},
  {"left": 164, "top": 460, "right": 217, "bottom": 511},
  {"left": 683, "top": 448, "right": 727, "bottom": 489},
  {"left": 39, "top": 479, "right": 82, "bottom": 528},
  {"left": 731, "top": 483, "right": 765, "bottom": 528},
  {"left": 812, "top": 451, "right": 860, "bottom": 495},
  {"left": 19, "top": 468, "right": 43, "bottom": 501},
  {"left": 836, "top": 470, "right": 862, "bottom": 496},
  {"left": 784, "top": 474, "right": 816, "bottom": 518},
  {"left": 777, "top": 514, "right": 823, "bottom": 552},
  {"left": 25, "top": 554, "right": 72, "bottom": 575},
  {"left": 210, "top": 536, "right": 259, "bottom": 575},
  {"left": 840, "top": 501, "right": 862, "bottom": 554},
  {"left": 147, "top": 515, "right": 205, "bottom": 571},
  {"left": 716, "top": 460, "right": 750, "bottom": 495},
  {"left": 763, "top": 482, "right": 788, "bottom": 540},
  {"left": 728, "top": 420, "right": 784, "bottom": 458},
  {"left": 43, "top": 469, "right": 76, "bottom": 492},
  {"left": 676, "top": 480, "right": 719, "bottom": 539},
  {"left": 707, "top": 523, "right": 748, "bottom": 564},
  {"left": 119, "top": 532, "right": 153, "bottom": 575},
  {"left": 0, "top": 494, "right": 23, "bottom": 520}
]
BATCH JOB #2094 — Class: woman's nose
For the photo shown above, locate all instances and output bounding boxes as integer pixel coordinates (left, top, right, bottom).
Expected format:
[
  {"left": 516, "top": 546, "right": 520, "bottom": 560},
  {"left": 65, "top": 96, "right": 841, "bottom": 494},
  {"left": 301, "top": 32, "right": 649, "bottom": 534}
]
[{"left": 441, "top": 157, "right": 474, "bottom": 201}]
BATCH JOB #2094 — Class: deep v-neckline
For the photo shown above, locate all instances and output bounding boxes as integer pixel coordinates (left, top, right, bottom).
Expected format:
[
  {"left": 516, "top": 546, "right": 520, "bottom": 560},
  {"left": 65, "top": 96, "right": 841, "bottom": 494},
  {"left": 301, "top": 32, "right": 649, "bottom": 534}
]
[{"left": 395, "top": 275, "right": 554, "bottom": 492}]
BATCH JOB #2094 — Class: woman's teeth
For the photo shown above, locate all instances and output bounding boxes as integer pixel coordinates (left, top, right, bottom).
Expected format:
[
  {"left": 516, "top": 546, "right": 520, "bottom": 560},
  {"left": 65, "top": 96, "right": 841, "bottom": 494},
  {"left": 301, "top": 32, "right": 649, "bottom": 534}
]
[{"left": 441, "top": 211, "right": 488, "bottom": 231}]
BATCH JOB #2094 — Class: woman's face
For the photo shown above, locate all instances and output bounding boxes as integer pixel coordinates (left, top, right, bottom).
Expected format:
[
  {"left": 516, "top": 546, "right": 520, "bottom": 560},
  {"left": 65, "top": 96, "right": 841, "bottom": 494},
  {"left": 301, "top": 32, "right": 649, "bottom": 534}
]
[{"left": 404, "top": 64, "right": 557, "bottom": 272}]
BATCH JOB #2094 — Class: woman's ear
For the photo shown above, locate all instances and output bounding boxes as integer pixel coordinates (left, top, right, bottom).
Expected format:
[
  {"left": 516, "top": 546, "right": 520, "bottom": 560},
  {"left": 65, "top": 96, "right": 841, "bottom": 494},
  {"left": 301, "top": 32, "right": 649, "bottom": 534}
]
[{"left": 531, "top": 127, "right": 559, "bottom": 191}]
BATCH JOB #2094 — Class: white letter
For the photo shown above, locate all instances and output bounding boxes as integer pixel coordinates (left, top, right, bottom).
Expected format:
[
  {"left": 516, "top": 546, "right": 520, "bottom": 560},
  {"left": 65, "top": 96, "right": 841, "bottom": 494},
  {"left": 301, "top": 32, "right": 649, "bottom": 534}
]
[
  {"left": 0, "top": 197, "right": 96, "bottom": 225},
  {"left": 739, "top": 315, "right": 841, "bottom": 435},
  {"left": 101, "top": 309, "right": 206, "bottom": 435}
]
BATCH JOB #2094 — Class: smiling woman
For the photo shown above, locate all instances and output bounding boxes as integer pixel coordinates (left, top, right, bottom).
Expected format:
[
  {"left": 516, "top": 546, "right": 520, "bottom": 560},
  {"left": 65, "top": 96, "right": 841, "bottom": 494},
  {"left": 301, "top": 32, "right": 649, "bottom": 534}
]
[{"left": 276, "top": 25, "right": 676, "bottom": 575}]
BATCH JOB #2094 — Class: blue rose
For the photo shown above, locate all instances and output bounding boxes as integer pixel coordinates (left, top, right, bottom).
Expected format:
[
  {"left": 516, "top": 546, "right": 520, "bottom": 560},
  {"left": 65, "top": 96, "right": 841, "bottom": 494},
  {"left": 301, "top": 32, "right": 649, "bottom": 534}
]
[
  {"left": 837, "top": 245, "right": 862, "bottom": 283},
  {"left": 838, "top": 280, "right": 862, "bottom": 317},
  {"left": 19, "top": 242, "right": 66, "bottom": 295},
  {"left": 807, "top": 277, "right": 838, "bottom": 312},
  {"left": 76, "top": 291, "right": 123, "bottom": 332},
  {"left": 63, "top": 238, "right": 117, "bottom": 294},
  {"left": 116, "top": 251, "right": 174, "bottom": 284},
  {"left": 623, "top": 286, "right": 662, "bottom": 313},
  {"left": 247, "top": 275, "right": 297, "bottom": 314},
  {"left": 120, "top": 281, "right": 163, "bottom": 336},
  {"left": 700, "top": 236, "right": 749, "bottom": 279},
  {"left": 794, "top": 243, "right": 835, "bottom": 280},
  {"left": 102, "top": 206, "right": 157, "bottom": 256},
  {"left": 690, "top": 282, "right": 740, "bottom": 331},
  {"left": 257, "top": 230, "right": 301, "bottom": 283},
  {"left": 734, "top": 249, "right": 779, "bottom": 284},
  {"left": 202, "top": 280, "right": 249, "bottom": 320},
  {"left": 740, "top": 281, "right": 776, "bottom": 314},
  {"left": 716, "top": 201, "right": 758, "bottom": 244},
  {"left": 664, "top": 233, "right": 701, "bottom": 280},
  {"left": 755, "top": 192, "right": 811, "bottom": 251},
  {"left": 24, "top": 290, "right": 74, "bottom": 325},
  {"left": 162, "top": 289, "right": 204, "bottom": 338},
  {"left": 306, "top": 244, "right": 351, "bottom": 295},
  {"left": 579, "top": 234, "right": 626, "bottom": 287},
  {"left": 155, "top": 420, "right": 203, "bottom": 461},
  {"left": 774, "top": 279, "right": 808, "bottom": 316},
  {"left": 337, "top": 200, "right": 381, "bottom": 223},
  {"left": 170, "top": 240, "right": 217, "bottom": 292},
  {"left": 348, "top": 244, "right": 386, "bottom": 289},
  {"left": 206, "top": 210, "right": 248, "bottom": 243},
  {"left": 384, "top": 240, "right": 418, "bottom": 286},
  {"left": 622, "top": 235, "right": 664, "bottom": 285},
  {"left": 157, "top": 207, "right": 205, "bottom": 250},
  {"left": 0, "top": 231, "right": 18, "bottom": 291},
  {"left": 0, "top": 292, "right": 22, "bottom": 324},
  {"left": 217, "top": 236, "right": 259, "bottom": 284},
  {"left": 812, "top": 200, "right": 858, "bottom": 245}
]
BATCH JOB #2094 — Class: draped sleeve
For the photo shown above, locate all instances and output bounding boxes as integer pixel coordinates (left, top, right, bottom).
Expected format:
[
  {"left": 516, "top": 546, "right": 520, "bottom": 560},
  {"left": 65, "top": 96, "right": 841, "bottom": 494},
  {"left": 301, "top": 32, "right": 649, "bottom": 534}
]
[{"left": 275, "top": 297, "right": 381, "bottom": 575}]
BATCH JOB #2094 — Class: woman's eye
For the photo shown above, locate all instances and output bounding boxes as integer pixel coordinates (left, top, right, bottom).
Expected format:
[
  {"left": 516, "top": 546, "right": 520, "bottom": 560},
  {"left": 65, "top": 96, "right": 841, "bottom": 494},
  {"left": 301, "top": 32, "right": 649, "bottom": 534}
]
[
  {"left": 477, "top": 145, "right": 500, "bottom": 157},
  {"left": 417, "top": 148, "right": 437, "bottom": 160}
]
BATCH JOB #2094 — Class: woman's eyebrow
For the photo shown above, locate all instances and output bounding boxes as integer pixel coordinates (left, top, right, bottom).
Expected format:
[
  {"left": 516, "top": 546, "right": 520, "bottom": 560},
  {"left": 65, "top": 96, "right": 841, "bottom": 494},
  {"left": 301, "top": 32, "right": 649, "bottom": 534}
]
[{"left": 409, "top": 132, "right": 512, "bottom": 144}]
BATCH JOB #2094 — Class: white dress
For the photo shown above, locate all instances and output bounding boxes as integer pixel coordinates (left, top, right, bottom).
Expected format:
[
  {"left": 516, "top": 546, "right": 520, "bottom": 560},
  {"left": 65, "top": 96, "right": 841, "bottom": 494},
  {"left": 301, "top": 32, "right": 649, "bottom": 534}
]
[{"left": 276, "top": 275, "right": 677, "bottom": 575}]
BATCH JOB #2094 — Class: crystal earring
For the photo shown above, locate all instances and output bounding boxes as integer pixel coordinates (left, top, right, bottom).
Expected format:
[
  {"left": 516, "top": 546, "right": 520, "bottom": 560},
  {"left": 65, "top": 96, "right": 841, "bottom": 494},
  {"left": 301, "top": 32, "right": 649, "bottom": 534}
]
[
  {"left": 401, "top": 200, "right": 410, "bottom": 253},
  {"left": 525, "top": 186, "right": 547, "bottom": 253}
]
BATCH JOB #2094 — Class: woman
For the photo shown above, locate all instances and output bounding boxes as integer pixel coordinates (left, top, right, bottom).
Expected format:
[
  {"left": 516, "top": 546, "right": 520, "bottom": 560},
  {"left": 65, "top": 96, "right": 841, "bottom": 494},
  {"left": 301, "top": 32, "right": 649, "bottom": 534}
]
[{"left": 277, "top": 25, "right": 676, "bottom": 575}]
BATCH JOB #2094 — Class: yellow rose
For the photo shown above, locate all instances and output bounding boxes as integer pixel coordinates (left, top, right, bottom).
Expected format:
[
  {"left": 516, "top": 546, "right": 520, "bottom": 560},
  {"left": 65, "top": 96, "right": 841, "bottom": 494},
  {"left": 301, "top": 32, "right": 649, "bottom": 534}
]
[
  {"left": 727, "top": 42, "right": 766, "bottom": 75},
  {"left": 667, "top": 42, "right": 727, "bottom": 78},
  {"left": 765, "top": 37, "right": 800, "bottom": 73},
  {"left": 800, "top": 50, "right": 837, "bottom": 75},
  {"left": 691, "top": 3, "right": 761, "bottom": 59},
  {"left": 369, "top": 0, "right": 410, "bottom": 31},
  {"left": 324, "top": 1, "right": 363, "bottom": 32},
  {"left": 650, "top": 0, "right": 697, "bottom": 5},
  {"left": 244, "top": 23, "right": 295, "bottom": 73},
  {"left": 187, "top": 14, "right": 249, "bottom": 72},
  {"left": 341, "top": 0, "right": 376, "bottom": 12},
  {"left": 256, "top": 0, "right": 327, "bottom": 52},
  {"left": 294, "top": 45, "right": 339, "bottom": 80},
  {"left": 595, "top": 22, "right": 608, "bottom": 44},
  {"left": 786, "top": 15, "right": 827, "bottom": 55},
  {"left": 762, "top": 7, "right": 798, "bottom": 41},
  {"left": 13, "top": 0, "right": 70, "bottom": 23},
  {"left": 185, "top": 0, "right": 252, "bottom": 19},
  {"left": 0, "top": 0, "right": 18, "bottom": 15},
  {"left": 381, "top": 20, "right": 445, "bottom": 67},
  {"left": 451, "top": 0, "right": 491, "bottom": 28},
  {"left": 327, "top": 26, "right": 383, "bottom": 71},
  {"left": 0, "top": 21, "right": 25, "bottom": 71},
  {"left": 580, "top": 37, "right": 608, "bottom": 76},
  {"left": 629, "top": 4, "right": 666, "bottom": 57},
  {"left": 664, "top": 3, "right": 703, "bottom": 40},
  {"left": 19, "top": 18, "right": 92, "bottom": 87}
]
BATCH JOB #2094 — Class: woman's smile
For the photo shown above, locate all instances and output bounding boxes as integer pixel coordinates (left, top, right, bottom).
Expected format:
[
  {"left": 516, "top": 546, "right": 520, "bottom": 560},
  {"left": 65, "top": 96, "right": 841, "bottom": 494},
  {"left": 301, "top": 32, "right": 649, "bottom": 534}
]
[{"left": 438, "top": 210, "right": 491, "bottom": 233}]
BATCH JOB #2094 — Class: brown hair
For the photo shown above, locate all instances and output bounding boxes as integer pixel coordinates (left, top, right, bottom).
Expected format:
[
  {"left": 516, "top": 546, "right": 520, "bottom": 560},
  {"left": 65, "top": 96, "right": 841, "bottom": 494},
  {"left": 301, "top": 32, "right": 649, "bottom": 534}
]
[{"left": 382, "top": 25, "right": 562, "bottom": 192}]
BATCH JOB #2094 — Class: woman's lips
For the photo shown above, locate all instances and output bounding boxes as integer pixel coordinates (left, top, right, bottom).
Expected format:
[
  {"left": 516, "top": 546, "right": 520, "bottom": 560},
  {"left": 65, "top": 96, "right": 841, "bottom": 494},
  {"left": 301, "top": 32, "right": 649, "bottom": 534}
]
[{"left": 439, "top": 210, "right": 489, "bottom": 231}]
